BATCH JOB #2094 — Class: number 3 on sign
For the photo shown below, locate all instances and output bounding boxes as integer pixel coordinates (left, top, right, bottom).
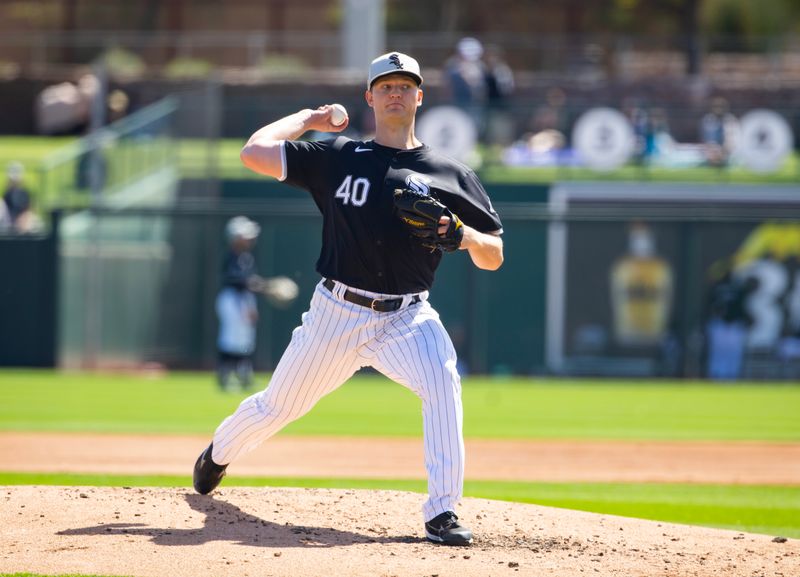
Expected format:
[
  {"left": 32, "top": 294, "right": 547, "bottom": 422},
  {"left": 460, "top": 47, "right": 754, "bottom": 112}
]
[
  {"left": 335, "top": 175, "right": 370, "bottom": 207},
  {"left": 737, "top": 260, "right": 800, "bottom": 348}
]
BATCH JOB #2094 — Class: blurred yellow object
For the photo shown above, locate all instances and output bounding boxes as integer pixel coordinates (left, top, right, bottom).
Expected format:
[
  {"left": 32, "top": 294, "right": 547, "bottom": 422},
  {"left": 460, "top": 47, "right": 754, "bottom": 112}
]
[{"left": 734, "top": 223, "right": 800, "bottom": 269}]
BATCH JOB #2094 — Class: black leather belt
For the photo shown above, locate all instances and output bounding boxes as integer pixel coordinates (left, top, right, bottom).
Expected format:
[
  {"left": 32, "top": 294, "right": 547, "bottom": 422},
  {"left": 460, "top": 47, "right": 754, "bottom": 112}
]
[{"left": 323, "top": 278, "right": 420, "bottom": 313}]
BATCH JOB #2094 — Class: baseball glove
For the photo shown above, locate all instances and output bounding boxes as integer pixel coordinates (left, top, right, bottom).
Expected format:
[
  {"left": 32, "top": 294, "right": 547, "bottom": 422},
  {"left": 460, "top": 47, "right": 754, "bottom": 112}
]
[
  {"left": 247, "top": 275, "right": 299, "bottom": 309},
  {"left": 393, "top": 188, "right": 464, "bottom": 252}
]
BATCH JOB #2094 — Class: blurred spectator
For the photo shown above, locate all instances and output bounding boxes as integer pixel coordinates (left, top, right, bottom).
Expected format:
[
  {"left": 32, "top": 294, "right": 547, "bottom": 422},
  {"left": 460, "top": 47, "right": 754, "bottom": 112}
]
[
  {"left": 531, "top": 87, "right": 568, "bottom": 136},
  {"left": 0, "top": 193, "right": 11, "bottom": 232},
  {"left": 704, "top": 258, "right": 753, "bottom": 380},
  {"left": 35, "top": 72, "right": 98, "bottom": 135},
  {"left": 700, "top": 97, "right": 740, "bottom": 167},
  {"left": 482, "top": 44, "right": 515, "bottom": 147},
  {"left": 527, "top": 129, "right": 566, "bottom": 154},
  {"left": 777, "top": 256, "right": 800, "bottom": 372},
  {"left": 443, "top": 37, "right": 488, "bottom": 137},
  {"left": 75, "top": 88, "right": 129, "bottom": 192},
  {"left": 627, "top": 101, "right": 652, "bottom": 164},
  {"left": 503, "top": 87, "right": 571, "bottom": 167},
  {"left": 3, "top": 162, "right": 43, "bottom": 234},
  {"left": 107, "top": 89, "right": 130, "bottom": 123},
  {"left": 618, "top": 101, "right": 706, "bottom": 169},
  {"left": 483, "top": 45, "right": 514, "bottom": 109},
  {"left": 35, "top": 73, "right": 129, "bottom": 135},
  {"left": 649, "top": 108, "right": 672, "bottom": 153},
  {"left": 628, "top": 105, "right": 673, "bottom": 165},
  {"left": 4, "top": 162, "right": 30, "bottom": 222},
  {"left": 75, "top": 146, "right": 108, "bottom": 191}
]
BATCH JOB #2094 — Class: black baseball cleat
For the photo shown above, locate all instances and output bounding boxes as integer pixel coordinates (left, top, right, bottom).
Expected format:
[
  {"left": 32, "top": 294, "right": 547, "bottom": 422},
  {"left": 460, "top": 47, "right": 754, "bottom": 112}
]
[
  {"left": 193, "top": 442, "right": 228, "bottom": 495},
  {"left": 424, "top": 511, "right": 473, "bottom": 546}
]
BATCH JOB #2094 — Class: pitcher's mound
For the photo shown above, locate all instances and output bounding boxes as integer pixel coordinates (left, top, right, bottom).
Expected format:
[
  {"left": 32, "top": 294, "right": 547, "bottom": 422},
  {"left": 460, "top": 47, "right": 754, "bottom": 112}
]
[{"left": 1, "top": 486, "right": 797, "bottom": 577}]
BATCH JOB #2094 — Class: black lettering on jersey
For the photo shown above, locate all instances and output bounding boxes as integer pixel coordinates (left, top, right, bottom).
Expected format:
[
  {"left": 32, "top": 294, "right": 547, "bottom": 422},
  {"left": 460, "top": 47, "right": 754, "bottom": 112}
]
[{"left": 335, "top": 175, "right": 371, "bottom": 207}]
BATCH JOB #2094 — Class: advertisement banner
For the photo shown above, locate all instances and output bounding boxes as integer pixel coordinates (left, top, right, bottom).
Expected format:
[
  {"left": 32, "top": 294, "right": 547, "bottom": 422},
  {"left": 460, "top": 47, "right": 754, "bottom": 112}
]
[{"left": 547, "top": 183, "right": 800, "bottom": 379}]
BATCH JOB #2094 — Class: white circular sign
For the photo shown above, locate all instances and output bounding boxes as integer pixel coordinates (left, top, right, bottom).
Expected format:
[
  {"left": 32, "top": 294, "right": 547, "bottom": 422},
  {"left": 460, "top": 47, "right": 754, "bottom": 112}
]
[
  {"left": 416, "top": 106, "right": 477, "bottom": 164},
  {"left": 736, "top": 109, "right": 794, "bottom": 173},
  {"left": 572, "top": 107, "right": 635, "bottom": 171}
]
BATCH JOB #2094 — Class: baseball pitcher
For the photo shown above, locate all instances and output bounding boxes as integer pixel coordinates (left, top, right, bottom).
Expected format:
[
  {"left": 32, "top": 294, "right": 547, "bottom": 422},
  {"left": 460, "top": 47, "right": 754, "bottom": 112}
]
[{"left": 194, "top": 51, "right": 504, "bottom": 546}]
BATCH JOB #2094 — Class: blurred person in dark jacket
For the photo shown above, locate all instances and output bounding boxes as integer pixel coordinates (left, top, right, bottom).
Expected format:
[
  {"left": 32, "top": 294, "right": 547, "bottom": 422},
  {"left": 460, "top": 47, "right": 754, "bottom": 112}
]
[
  {"left": 700, "top": 97, "right": 739, "bottom": 167},
  {"left": 482, "top": 44, "right": 516, "bottom": 148},
  {"left": 216, "top": 216, "right": 262, "bottom": 391},
  {"left": 704, "top": 258, "right": 753, "bottom": 380},
  {"left": 3, "top": 162, "right": 42, "bottom": 234},
  {"left": 443, "top": 37, "right": 488, "bottom": 137}
]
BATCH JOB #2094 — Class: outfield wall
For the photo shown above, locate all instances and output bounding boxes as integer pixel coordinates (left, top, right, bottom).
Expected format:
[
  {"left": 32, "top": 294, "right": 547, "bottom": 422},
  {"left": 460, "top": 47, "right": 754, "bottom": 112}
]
[
  {"left": 3, "top": 180, "right": 800, "bottom": 380},
  {"left": 0, "top": 228, "right": 58, "bottom": 367},
  {"left": 49, "top": 188, "right": 549, "bottom": 377},
  {"left": 547, "top": 182, "right": 800, "bottom": 380}
]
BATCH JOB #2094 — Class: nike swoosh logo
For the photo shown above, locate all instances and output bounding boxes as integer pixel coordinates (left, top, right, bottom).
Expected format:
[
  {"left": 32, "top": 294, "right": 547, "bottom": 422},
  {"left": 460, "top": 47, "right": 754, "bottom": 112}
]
[{"left": 355, "top": 146, "right": 372, "bottom": 152}]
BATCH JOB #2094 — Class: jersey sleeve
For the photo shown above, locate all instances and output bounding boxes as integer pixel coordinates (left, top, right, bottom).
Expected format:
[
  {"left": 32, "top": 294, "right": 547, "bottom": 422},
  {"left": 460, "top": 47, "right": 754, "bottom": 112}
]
[
  {"left": 451, "top": 169, "right": 503, "bottom": 234},
  {"left": 281, "top": 139, "right": 336, "bottom": 194}
]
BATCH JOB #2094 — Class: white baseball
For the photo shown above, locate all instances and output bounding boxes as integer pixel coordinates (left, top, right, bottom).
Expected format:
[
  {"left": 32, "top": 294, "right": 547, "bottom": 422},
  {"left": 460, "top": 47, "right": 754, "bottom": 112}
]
[{"left": 330, "top": 103, "right": 348, "bottom": 126}]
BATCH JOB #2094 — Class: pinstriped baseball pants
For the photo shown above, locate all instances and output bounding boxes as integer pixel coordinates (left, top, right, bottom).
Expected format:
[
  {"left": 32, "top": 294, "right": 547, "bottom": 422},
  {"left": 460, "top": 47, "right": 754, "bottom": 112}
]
[{"left": 211, "top": 278, "right": 465, "bottom": 522}]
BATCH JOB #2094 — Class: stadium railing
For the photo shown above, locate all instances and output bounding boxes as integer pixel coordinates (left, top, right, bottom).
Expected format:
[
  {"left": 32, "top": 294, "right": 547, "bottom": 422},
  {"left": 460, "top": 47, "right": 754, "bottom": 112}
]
[{"left": 38, "top": 96, "right": 179, "bottom": 210}]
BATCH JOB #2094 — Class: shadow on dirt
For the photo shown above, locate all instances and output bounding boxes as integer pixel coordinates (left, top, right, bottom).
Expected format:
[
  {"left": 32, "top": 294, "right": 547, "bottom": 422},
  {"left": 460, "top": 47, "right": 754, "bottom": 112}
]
[{"left": 58, "top": 492, "right": 423, "bottom": 548}]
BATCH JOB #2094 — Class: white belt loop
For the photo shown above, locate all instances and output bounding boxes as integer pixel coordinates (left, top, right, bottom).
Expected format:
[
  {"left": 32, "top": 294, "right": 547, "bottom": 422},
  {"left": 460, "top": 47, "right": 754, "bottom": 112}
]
[{"left": 401, "top": 294, "right": 413, "bottom": 309}]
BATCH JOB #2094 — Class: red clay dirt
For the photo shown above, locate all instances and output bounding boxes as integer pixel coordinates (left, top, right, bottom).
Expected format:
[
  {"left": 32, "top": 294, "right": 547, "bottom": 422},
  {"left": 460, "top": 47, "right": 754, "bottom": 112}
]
[
  {"left": 1, "top": 432, "right": 799, "bottom": 484},
  {"left": 1, "top": 432, "right": 798, "bottom": 577}
]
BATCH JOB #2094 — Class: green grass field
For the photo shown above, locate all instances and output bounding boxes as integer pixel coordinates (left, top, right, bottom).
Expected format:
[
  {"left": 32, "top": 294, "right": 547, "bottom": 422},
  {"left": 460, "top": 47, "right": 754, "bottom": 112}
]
[
  {"left": 1, "top": 370, "right": 799, "bottom": 440},
  {"left": 1, "top": 369, "right": 799, "bottom": 539}
]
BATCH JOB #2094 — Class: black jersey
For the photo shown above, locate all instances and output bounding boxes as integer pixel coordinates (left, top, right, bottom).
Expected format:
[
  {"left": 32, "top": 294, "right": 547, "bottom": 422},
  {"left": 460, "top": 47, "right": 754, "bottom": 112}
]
[
  {"left": 281, "top": 137, "right": 503, "bottom": 294},
  {"left": 221, "top": 249, "right": 257, "bottom": 291}
]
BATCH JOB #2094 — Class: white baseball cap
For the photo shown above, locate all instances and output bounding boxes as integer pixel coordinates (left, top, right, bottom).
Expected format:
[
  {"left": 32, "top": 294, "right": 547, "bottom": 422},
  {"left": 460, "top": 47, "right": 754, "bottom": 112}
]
[
  {"left": 226, "top": 216, "right": 260, "bottom": 241},
  {"left": 457, "top": 37, "right": 484, "bottom": 61},
  {"left": 368, "top": 52, "right": 423, "bottom": 88}
]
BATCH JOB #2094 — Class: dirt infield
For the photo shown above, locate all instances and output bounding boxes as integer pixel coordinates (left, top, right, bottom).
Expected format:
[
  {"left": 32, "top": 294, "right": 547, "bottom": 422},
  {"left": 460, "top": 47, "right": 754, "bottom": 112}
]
[
  {"left": 2, "top": 432, "right": 800, "bottom": 484},
  {"left": 2, "top": 433, "right": 799, "bottom": 576},
  {"left": 1, "top": 486, "right": 798, "bottom": 577},
  {"left": 0, "top": 432, "right": 800, "bottom": 485}
]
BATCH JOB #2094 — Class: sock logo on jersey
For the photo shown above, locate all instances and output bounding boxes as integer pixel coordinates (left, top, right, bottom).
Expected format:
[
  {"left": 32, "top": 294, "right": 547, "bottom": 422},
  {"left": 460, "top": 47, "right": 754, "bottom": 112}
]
[{"left": 405, "top": 173, "right": 433, "bottom": 196}]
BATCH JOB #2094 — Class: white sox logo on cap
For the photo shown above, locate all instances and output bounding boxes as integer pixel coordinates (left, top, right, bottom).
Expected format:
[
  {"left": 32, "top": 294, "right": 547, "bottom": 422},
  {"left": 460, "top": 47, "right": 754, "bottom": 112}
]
[{"left": 368, "top": 51, "right": 423, "bottom": 88}]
